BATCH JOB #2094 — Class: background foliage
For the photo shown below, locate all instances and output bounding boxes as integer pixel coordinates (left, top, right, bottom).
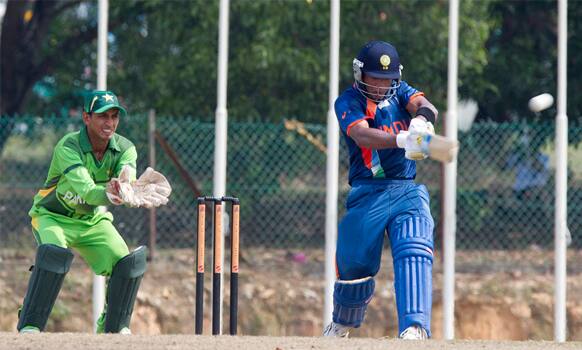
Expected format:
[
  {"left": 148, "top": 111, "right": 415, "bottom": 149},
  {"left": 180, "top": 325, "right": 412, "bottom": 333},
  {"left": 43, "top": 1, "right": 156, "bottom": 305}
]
[{"left": 3, "top": 0, "right": 580, "bottom": 130}]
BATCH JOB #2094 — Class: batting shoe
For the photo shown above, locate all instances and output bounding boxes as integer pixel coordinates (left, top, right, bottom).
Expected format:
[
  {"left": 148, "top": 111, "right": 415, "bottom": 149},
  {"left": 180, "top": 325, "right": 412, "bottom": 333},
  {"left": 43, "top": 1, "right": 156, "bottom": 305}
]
[
  {"left": 399, "top": 325, "right": 428, "bottom": 340},
  {"left": 96, "top": 312, "right": 132, "bottom": 334},
  {"left": 19, "top": 325, "right": 40, "bottom": 334},
  {"left": 119, "top": 327, "right": 132, "bottom": 335},
  {"left": 96, "top": 311, "right": 106, "bottom": 334},
  {"left": 322, "top": 321, "right": 351, "bottom": 338}
]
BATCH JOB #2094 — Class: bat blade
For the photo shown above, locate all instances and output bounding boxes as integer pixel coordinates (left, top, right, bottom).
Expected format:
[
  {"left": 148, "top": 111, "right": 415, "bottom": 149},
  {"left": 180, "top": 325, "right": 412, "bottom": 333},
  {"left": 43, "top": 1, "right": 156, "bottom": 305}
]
[{"left": 426, "top": 134, "right": 459, "bottom": 163}]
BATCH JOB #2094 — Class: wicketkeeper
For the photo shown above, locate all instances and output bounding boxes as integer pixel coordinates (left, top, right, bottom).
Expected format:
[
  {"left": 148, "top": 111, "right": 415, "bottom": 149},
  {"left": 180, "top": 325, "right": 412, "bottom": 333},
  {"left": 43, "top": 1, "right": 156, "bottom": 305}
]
[{"left": 17, "top": 90, "right": 171, "bottom": 334}]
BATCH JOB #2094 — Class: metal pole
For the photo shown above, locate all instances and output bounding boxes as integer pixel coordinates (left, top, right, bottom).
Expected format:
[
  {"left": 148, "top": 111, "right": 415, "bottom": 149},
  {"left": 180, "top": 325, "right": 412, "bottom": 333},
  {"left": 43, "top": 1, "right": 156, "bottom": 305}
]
[
  {"left": 324, "top": 0, "right": 340, "bottom": 327},
  {"left": 213, "top": 0, "right": 230, "bottom": 334},
  {"left": 97, "top": 0, "right": 108, "bottom": 91},
  {"left": 148, "top": 109, "right": 157, "bottom": 261},
  {"left": 92, "top": 0, "right": 108, "bottom": 333},
  {"left": 443, "top": 0, "right": 459, "bottom": 340},
  {"left": 554, "top": 0, "right": 568, "bottom": 342}
]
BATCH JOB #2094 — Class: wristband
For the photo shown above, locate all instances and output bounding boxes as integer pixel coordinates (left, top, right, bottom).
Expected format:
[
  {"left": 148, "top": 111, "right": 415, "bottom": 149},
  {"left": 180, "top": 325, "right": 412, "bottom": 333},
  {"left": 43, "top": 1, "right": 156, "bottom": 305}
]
[{"left": 415, "top": 106, "right": 436, "bottom": 124}]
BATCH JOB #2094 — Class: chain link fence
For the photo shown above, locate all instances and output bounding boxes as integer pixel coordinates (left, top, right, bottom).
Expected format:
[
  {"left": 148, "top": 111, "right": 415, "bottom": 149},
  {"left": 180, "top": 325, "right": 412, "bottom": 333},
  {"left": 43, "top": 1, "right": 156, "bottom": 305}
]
[{"left": 1, "top": 115, "right": 581, "bottom": 251}]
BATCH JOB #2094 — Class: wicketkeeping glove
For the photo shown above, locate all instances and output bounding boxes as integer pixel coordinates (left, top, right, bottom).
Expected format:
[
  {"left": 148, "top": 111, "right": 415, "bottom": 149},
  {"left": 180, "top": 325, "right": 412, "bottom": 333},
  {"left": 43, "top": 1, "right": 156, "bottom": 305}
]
[
  {"left": 106, "top": 166, "right": 172, "bottom": 208},
  {"left": 106, "top": 165, "right": 139, "bottom": 207},
  {"left": 132, "top": 167, "right": 172, "bottom": 208},
  {"left": 106, "top": 180, "right": 125, "bottom": 205}
]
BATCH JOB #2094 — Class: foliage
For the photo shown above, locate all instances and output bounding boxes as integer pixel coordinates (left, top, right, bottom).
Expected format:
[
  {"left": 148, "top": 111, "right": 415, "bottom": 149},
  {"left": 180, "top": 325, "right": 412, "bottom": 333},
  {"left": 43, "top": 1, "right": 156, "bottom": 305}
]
[
  {"left": 479, "top": 1, "right": 582, "bottom": 122},
  {"left": 3, "top": 0, "right": 582, "bottom": 153},
  {"left": 5, "top": 0, "right": 492, "bottom": 123},
  {"left": 1, "top": 129, "right": 58, "bottom": 163}
]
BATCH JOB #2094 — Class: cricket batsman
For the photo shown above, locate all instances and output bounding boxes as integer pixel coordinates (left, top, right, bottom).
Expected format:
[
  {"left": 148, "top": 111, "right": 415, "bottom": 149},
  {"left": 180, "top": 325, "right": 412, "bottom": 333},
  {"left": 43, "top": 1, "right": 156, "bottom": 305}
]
[
  {"left": 323, "top": 41, "right": 438, "bottom": 340},
  {"left": 17, "top": 90, "right": 172, "bottom": 334}
]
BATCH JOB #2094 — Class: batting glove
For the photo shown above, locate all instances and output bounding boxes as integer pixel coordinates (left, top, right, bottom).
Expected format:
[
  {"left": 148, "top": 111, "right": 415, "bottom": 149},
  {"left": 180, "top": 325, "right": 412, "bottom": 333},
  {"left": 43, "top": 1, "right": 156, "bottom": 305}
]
[
  {"left": 409, "top": 117, "right": 435, "bottom": 136},
  {"left": 396, "top": 130, "right": 430, "bottom": 161}
]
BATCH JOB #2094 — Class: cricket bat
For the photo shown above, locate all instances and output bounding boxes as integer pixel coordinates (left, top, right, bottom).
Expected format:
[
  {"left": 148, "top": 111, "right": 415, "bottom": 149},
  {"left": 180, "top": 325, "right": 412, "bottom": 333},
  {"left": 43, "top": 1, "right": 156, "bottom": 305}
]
[{"left": 424, "top": 134, "right": 459, "bottom": 163}]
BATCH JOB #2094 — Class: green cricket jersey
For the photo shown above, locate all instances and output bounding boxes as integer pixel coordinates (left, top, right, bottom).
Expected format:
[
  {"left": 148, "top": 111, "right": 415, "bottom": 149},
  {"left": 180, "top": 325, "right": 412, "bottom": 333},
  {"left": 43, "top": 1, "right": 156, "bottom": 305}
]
[{"left": 29, "top": 127, "right": 137, "bottom": 222}]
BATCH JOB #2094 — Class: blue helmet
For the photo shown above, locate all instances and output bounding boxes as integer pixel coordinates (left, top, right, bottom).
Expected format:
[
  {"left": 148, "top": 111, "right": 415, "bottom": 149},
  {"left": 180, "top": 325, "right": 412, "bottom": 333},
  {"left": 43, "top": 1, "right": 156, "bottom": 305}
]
[{"left": 352, "top": 41, "right": 403, "bottom": 101}]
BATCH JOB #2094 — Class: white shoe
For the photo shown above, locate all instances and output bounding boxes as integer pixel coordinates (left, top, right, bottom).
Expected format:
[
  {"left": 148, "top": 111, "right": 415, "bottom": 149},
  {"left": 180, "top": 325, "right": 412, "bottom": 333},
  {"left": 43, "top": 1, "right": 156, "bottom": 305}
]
[
  {"left": 399, "top": 325, "right": 428, "bottom": 340},
  {"left": 119, "top": 327, "right": 132, "bottom": 335},
  {"left": 323, "top": 322, "right": 351, "bottom": 338}
]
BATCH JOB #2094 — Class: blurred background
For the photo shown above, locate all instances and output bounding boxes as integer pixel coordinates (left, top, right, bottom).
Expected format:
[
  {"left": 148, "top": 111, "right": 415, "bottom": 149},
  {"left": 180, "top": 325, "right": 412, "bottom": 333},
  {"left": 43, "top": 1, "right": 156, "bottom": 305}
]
[{"left": 1, "top": 0, "right": 582, "bottom": 340}]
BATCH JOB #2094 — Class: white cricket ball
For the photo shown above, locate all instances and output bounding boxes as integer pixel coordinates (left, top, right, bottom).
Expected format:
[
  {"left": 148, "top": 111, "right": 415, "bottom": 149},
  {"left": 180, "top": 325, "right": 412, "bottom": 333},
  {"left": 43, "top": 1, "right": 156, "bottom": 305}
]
[{"left": 528, "top": 93, "right": 554, "bottom": 112}]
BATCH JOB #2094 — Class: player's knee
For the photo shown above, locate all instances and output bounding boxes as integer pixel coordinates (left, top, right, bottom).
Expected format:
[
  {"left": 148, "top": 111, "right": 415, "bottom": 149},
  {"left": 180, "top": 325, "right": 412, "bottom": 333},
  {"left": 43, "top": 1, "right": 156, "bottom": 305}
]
[
  {"left": 35, "top": 244, "right": 75, "bottom": 273},
  {"left": 337, "top": 245, "right": 382, "bottom": 279},
  {"left": 111, "top": 246, "right": 147, "bottom": 278},
  {"left": 37, "top": 230, "right": 68, "bottom": 248},
  {"left": 97, "top": 258, "right": 116, "bottom": 276},
  {"left": 391, "top": 217, "right": 434, "bottom": 261},
  {"left": 392, "top": 240, "right": 433, "bottom": 262},
  {"left": 338, "top": 259, "right": 379, "bottom": 280},
  {"left": 99, "top": 248, "right": 132, "bottom": 276}
]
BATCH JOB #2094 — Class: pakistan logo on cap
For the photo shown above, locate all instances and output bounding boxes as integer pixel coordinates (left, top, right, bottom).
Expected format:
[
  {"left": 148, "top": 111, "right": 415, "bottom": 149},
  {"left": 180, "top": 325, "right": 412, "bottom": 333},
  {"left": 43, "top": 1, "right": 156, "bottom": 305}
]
[{"left": 85, "top": 90, "right": 127, "bottom": 117}]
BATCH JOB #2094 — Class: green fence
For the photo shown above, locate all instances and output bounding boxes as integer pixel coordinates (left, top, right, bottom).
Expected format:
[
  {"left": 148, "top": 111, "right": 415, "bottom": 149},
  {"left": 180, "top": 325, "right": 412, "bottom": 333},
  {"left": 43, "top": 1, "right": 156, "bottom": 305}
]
[{"left": 1, "top": 115, "right": 581, "bottom": 250}]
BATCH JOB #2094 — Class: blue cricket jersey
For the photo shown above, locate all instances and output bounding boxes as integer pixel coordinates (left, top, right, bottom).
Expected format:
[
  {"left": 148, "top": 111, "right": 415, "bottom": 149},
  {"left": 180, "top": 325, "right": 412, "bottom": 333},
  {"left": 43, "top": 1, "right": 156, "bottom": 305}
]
[{"left": 334, "top": 81, "right": 424, "bottom": 184}]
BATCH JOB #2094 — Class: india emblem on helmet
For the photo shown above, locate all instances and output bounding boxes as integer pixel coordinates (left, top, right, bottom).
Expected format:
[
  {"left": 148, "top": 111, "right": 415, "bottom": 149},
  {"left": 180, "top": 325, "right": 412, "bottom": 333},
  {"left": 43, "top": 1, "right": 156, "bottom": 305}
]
[{"left": 380, "top": 55, "right": 391, "bottom": 70}]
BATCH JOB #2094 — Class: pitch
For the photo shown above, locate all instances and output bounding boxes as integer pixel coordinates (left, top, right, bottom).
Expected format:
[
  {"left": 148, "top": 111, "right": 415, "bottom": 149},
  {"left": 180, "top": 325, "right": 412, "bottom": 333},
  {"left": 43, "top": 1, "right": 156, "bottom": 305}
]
[{"left": 1, "top": 333, "right": 581, "bottom": 350}]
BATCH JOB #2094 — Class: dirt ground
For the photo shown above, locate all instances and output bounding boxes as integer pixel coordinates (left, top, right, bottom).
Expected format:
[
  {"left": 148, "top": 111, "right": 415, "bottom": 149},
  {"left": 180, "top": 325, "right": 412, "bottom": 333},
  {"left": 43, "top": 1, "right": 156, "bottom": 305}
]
[
  {"left": 1, "top": 333, "right": 581, "bottom": 350},
  {"left": 1, "top": 247, "right": 582, "bottom": 341}
]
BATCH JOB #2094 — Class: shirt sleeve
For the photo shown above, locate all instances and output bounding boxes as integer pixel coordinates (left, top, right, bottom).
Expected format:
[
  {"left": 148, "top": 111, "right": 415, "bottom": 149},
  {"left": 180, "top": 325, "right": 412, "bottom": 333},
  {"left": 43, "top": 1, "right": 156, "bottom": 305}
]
[
  {"left": 114, "top": 146, "right": 138, "bottom": 181},
  {"left": 53, "top": 144, "right": 110, "bottom": 206},
  {"left": 396, "top": 81, "right": 424, "bottom": 108},
  {"left": 335, "top": 95, "right": 369, "bottom": 137}
]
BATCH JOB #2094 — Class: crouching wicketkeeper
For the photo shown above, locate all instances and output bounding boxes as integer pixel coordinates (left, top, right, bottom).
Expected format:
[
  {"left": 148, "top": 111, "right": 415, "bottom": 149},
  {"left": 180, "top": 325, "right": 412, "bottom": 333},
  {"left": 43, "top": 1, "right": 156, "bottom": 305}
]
[{"left": 17, "top": 90, "right": 171, "bottom": 334}]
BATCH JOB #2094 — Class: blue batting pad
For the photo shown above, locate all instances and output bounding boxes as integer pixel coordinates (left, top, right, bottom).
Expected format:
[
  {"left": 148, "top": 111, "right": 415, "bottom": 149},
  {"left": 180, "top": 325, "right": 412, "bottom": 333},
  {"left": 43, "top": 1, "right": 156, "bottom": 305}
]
[
  {"left": 390, "top": 216, "right": 434, "bottom": 337},
  {"left": 333, "top": 276, "right": 375, "bottom": 328}
]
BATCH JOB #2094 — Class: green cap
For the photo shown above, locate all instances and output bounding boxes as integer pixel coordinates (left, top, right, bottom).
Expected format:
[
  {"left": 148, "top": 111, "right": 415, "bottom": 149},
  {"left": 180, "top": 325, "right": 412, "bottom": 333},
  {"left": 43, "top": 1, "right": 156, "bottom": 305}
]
[{"left": 84, "top": 90, "right": 127, "bottom": 117}]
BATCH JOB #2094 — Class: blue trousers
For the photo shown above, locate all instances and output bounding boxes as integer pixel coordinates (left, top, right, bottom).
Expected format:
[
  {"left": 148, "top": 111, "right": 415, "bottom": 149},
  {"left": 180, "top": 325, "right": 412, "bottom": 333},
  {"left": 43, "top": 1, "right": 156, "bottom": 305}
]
[{"left": 335, "top": 179, "right": 434, "bottom": 336}]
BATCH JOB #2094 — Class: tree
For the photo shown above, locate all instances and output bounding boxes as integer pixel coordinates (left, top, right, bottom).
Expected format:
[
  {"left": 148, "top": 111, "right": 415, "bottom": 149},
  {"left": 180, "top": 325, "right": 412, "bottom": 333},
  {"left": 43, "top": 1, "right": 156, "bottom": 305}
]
[
  {"left": 5, "top": 0, "right": 548, "bottom": 153},
  {"left": 2, "top": 0, "right": 493, "bottom": 117},
  {"left": 477, "top": 0, "right": 582, "bottom": 123},
  {"left": 1, "top": 0, "right": 87, "bottom": 151}
]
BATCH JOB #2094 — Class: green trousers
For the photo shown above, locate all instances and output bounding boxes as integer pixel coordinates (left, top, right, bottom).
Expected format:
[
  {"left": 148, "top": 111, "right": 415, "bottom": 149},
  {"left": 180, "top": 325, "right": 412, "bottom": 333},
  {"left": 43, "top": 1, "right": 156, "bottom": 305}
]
[{"left": 31, "top": 214, "right": 129, "bottom": 276}]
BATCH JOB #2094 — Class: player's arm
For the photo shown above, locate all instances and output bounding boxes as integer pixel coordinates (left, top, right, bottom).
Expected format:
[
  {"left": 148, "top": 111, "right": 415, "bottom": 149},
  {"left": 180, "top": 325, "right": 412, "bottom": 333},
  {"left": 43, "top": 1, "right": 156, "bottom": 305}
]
[
  {"left": 114, "top": 146, "right": 138, "bottom": 181},
  {"left": 349, "top": 120, "right": 399, "bottom": 149},
  {"left": 406, "top": 95, "right": 438, "bottom": 124},
  {"left": 349, "top": 121, "right": 430, "bottom": 161},
  {"left": 336, "top": 96, "right": 399, "bottom": 150},
  {"left": 54, "top": 145, "right": 111, "bottom": 206}
]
